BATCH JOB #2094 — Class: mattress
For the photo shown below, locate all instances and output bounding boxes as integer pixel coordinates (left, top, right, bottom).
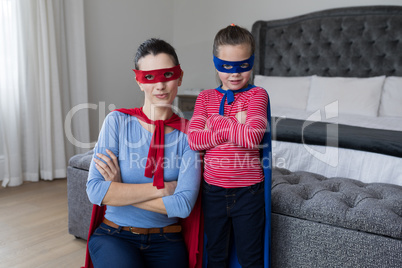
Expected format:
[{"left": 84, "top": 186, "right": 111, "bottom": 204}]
[{"left": 271, "top": 107, "right": 402, "bottom": 186}]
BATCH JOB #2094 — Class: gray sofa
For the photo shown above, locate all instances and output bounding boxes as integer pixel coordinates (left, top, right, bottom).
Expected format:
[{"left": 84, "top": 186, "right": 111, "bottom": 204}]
[{"left": 67, "top": 150, "right": 402, "bottom": 267}]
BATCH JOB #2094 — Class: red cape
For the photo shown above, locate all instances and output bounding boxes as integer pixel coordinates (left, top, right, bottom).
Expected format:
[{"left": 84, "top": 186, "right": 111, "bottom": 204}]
[{"left": 82, "top": 109, "right": 204, "bottom": 268}]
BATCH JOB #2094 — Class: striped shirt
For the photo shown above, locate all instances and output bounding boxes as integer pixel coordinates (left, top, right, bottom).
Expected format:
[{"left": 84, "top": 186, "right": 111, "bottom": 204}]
[{"left": 188, "top": 86, "right": 268, "bottom": 188}]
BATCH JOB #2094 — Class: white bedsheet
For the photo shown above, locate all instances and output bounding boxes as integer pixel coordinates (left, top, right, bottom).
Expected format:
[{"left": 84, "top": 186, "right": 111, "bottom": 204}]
[{"left": 271, "top": 107, "right": 402, "bottom": 186}]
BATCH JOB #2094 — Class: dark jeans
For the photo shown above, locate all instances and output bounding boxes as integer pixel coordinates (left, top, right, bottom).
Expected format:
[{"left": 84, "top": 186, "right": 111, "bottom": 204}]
[
  {"left": 202, "top": 180, "right": 265, "bottom": 268},
  {"left": 88, "top": 223, "right": 188, "bottom": 268}
]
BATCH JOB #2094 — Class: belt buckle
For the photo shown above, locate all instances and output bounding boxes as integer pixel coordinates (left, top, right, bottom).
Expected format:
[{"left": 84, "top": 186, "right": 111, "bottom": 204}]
[{"left": 129, "top": 227, "right": 140, "bottom": 235}]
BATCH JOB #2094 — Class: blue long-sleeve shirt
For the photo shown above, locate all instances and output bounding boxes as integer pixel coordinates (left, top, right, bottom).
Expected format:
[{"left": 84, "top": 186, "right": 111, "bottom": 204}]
[{"left": 86, "top": 111, "right": 201, "bottom": 228}]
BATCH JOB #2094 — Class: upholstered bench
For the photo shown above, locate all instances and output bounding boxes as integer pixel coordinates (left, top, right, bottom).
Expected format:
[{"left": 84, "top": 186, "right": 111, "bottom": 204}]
[
  {"left": 67, "top": 151, "right": 402, "bottom": 267},
  {"left": 67, "top": 150, "right": 94, "bottom": 240},
  {"left": 271, "top": 168, "right": 402, "bottom": 268}
]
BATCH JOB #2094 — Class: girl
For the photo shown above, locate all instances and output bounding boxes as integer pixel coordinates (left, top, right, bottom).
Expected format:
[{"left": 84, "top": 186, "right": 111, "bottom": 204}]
[
  {"left": 188, "top": 25, "right": 270, "bottom": 268},
  {"left": 85, "top": 38, "right": 202, "bottom": 268}
]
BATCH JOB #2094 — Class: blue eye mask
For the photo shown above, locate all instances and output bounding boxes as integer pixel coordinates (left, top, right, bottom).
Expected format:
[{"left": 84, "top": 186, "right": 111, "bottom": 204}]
[{"left": 213, "top": 54, "right": 254, "bottom": 73}]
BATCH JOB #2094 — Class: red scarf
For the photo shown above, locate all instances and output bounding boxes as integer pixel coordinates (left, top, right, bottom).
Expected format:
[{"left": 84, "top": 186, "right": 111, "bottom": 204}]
[
  {"left": 82, "top": 108, "right": 203, "bottom": 268},
  {"left": 116, "top": 107, "right": 188, "bottom": 189}
]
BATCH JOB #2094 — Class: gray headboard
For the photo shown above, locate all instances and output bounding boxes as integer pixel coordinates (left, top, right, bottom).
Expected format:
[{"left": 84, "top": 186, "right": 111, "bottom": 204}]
[{"left": 251, "top": 6, "right": 402, "bottom": 77}]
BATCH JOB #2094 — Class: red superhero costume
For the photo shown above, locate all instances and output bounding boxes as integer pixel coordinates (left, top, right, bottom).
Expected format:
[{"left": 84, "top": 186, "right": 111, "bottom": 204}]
[{"left": 82, "top": 108, "right": 203, "bottom": 268}]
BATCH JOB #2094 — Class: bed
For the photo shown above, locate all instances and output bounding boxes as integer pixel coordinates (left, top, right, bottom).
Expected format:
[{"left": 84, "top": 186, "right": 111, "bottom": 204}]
[{"left": 251, "top": 5, "right": 402, "bottom": 186}]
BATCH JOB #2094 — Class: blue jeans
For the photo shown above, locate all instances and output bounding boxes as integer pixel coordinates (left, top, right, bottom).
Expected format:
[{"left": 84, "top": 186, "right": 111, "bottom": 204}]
[
  {"left": 88, "top": 223, "right": 188, "bottom": 268},
  {"left": 202, "top": 181, "right": 265, "bottom": 268}
]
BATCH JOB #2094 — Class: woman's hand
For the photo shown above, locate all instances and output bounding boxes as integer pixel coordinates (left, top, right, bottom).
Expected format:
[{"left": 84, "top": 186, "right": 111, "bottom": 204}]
[
  {"left": 94, "top": 149, "right": 122, "bottom": 183},
  {"left": 160, "top": 181, "right": 177, "bottom": 196}
]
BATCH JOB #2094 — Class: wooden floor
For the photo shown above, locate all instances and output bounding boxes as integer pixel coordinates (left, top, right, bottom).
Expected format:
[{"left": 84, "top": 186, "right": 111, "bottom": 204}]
[{"left": 0, "top": 179, "right": 87, "bottom": 268}]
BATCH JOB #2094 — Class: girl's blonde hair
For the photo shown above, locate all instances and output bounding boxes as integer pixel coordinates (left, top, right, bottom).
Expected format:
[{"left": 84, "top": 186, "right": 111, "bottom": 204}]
[{"left": 213, "top": 25, "right": 255, "bottom": 57}]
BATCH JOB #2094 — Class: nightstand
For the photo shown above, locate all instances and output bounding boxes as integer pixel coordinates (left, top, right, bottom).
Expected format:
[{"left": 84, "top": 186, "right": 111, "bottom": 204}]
[
  {"left": 174, "top": 94, "right": 199, "bottom": 120},
  {"left": 175, "top": 94, "right": 198, "bottom": 112}
]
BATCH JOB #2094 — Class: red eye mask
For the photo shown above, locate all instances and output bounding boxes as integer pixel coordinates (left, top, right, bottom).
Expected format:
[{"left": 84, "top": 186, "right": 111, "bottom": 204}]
[{"left": 133, "top": 65, "right": 182, "bottom": 84}]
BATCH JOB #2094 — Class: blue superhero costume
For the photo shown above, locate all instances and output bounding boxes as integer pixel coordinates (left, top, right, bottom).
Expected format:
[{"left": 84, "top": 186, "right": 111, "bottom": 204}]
[{"left": 202, "top": 55, "right": 272, "bottom": 267}]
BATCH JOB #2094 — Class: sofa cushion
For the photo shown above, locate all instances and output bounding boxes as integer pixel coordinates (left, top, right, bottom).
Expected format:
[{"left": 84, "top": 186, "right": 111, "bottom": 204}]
[
  {"left": 271, "top": 168, "right": 402, "bottom": 239},
  {"left": 68, "top": 150, "right": 94, "bottom": 171}
]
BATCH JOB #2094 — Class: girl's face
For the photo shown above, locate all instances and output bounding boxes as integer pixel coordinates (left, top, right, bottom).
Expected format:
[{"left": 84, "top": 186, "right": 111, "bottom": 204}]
[
  {"left": 136, "top": 53, "right": 182, "bottom": 108},
  {"left": 216, "top": 44, "right": 252, "bottom": 91}
]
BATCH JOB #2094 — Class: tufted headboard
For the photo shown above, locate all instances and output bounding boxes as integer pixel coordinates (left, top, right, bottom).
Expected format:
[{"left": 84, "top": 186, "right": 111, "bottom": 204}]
[{"left": 251, "top": 6, "right": 402, "bottom": 78}]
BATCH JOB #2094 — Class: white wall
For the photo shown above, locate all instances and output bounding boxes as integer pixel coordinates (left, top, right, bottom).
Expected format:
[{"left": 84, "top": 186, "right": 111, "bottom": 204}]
[
  {"left": 84, "top": 0, "right": 174, "bottom": 141},
  {"left": 84, "top": 0, "right": 402, "bottom": 141}
]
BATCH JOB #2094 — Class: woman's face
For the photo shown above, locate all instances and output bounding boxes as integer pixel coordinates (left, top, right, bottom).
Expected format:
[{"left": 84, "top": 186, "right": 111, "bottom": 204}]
[
  {"left": 136, "top": 53, "right": 182, "bottom": 108},
  {"left": 216, "top": 44, "right": 252, "bottom": 91}
]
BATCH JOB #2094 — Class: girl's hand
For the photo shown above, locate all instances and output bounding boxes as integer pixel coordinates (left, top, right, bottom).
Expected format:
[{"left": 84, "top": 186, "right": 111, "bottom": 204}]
[
  {"left": 206, "top": 114, "right": 218, "bottom": 131},
  {"left": 94, "top": 149, "right": 122, "bottom": 183},
  {"left": 235, "top": 111, "right": 247, "bottom": 124}
]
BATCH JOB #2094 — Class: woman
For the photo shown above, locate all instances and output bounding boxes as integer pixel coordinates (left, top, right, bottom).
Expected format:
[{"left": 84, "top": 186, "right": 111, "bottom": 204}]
[{"left": 85, "top": 38, "right": 202, "bottom": 268}]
